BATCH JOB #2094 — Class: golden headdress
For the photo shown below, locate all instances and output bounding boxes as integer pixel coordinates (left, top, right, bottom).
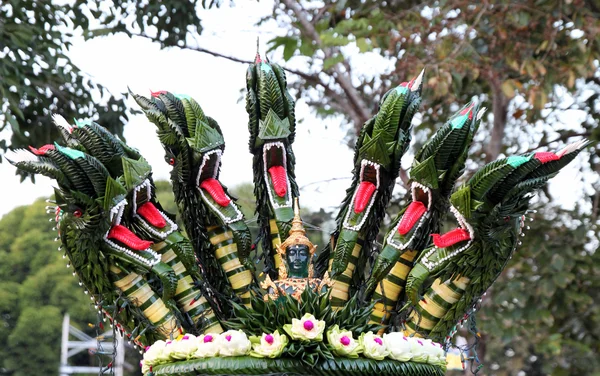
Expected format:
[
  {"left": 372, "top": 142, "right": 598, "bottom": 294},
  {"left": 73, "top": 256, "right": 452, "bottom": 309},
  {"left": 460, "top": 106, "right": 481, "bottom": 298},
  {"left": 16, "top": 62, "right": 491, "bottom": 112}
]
[{"left": 276, "top": 197, "right": 317, "bottom": 278}]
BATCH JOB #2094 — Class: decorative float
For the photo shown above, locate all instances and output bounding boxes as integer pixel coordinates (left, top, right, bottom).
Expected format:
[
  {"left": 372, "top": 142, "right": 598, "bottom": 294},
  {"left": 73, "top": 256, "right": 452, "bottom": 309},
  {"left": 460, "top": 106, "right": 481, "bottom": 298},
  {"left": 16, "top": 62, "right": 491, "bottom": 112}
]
[{"left": 7, "top": 53, "right": 588, "bottom": 375}]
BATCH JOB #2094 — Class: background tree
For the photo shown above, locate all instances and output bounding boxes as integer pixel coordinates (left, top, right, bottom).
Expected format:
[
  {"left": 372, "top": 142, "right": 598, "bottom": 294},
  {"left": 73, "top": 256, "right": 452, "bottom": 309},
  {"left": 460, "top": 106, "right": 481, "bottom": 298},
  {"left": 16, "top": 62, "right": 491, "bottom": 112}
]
[
  {"left": 0, "top": 197, "right": 153, "bottom": 375},
  {"left": 265, "top": 0, "right": 599, "bottom": 160},
  {"left": 0, "top": 0, "right": 213, "bottom": 177},
  {"left": 0, "top": 200, "right": 96, "bottom": 374}
]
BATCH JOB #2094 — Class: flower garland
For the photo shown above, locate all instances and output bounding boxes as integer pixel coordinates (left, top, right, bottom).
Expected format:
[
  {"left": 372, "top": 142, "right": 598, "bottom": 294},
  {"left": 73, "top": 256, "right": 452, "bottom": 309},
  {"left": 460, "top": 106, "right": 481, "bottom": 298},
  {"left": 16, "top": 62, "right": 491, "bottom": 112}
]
[{"left": 141, "top": 314, "right": 446, "bottom": 374}]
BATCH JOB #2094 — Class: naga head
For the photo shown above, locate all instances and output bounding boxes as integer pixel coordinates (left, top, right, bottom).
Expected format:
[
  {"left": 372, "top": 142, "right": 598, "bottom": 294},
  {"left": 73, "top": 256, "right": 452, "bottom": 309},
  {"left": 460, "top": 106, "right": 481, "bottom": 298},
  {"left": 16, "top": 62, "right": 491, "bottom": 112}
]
[
  {"left": 406, "top": 139, "right": 590, "bottom": 308},
  {"left": 7, "top": 140, "right": 164, "bottom": 295},
  {"left": 339, "top": 72, "right": 424, "bottom": 238},
  {"left": 246, "top": 54, "right": 298, "bottom": 214},
  {"left": 133, "top": 91, "right": 244, "bottom": 224},
  {"left": 56, "top": 115, "right": 179, "bottom": 245},
  {"left": 386, "top": 102, "right": 486, "bottom": 252}
]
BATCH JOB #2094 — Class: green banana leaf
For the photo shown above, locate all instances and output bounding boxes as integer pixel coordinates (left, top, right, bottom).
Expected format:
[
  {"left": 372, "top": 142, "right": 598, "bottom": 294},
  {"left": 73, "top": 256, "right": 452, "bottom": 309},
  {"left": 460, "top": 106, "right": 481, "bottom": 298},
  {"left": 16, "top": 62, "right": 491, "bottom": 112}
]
[{"left": 151, "top": 356, "right": 445, "bottom": 376}]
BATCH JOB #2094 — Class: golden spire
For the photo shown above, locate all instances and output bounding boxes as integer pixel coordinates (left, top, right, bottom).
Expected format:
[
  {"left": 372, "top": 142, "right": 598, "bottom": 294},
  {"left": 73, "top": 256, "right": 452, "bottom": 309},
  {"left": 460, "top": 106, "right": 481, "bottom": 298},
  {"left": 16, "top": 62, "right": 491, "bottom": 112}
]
[
  {"left": 278, "top": 197, "right": 316, "bottom": 255},
  {"left": 275, "top": 197, "right": 317, "bottom": 279}
]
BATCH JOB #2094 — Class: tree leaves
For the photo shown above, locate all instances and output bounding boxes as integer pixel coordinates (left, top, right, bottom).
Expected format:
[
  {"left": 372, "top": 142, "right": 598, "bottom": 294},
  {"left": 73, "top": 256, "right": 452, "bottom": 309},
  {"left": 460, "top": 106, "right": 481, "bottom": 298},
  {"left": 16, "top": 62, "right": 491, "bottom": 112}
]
[{"left": 323, "top": 54, "right": 345, "bottom": 71}]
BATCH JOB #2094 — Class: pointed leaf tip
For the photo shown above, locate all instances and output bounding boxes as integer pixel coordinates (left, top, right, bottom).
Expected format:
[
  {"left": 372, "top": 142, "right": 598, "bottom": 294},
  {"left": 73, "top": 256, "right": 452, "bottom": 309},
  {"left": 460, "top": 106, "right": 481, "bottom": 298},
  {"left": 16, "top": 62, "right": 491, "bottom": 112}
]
[
  {"left": 556, "top": 139, "right": 590, "bottom": 157},
  {"left": 5, "top": 148, "right": 39, "bottom": 164},
  {"left": 476, "top": 107, "right": 487, "bottom": 121},
  {"left": 52, "top": 114, "right": 73, "bottom": 133},
  {"left": 29, "top": 144, "right": 55, "bottom": 156},
  {"left": 410, "top": 68, "right": 425, "bottom": 92},
  {"left": 460, "top": 102, "right": 475, "bottom": 119},
  {"left": 150, "top": 90, "right": 167, "bottom": 98}
]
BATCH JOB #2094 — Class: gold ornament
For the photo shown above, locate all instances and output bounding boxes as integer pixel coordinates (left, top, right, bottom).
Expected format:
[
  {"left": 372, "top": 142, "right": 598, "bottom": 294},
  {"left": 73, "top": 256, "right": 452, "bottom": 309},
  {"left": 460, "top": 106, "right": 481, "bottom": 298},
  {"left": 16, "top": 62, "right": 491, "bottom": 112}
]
[{"left": 275, "top": 197, "right": 317, "bottom": 279}]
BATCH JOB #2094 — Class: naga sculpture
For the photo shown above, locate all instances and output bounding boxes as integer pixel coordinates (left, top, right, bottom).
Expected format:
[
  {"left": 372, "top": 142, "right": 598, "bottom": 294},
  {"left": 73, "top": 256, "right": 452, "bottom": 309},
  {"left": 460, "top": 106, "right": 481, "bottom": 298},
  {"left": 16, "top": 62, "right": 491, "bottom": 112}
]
[{"left": 7, "top": 53, "right": 588, "bottom": 376}]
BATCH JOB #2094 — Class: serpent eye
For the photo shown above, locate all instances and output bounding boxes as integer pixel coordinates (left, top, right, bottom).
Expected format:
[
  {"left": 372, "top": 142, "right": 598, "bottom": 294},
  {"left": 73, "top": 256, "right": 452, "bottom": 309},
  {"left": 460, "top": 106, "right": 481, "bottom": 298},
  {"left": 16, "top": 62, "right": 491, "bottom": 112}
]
[
  {"left": 73, "top": 209, "right": 82, "bottom": 218},
  {"left": 169, "top": 158, "right": 175, "bottom": 165}
]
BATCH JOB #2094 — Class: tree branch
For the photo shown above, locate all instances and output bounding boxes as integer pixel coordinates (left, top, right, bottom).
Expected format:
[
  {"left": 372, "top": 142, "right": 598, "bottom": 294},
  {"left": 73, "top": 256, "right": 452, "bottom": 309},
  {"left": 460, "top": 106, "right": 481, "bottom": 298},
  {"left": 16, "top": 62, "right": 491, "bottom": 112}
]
[
  {"left": 525, "top": 131, "right": 591, "bottom": 152},
  {"left": 280, "top": 0, "right": 373, "bottom": 132},
  {"left": 135, "top": 32, "right": 358, "bottom": 117}
]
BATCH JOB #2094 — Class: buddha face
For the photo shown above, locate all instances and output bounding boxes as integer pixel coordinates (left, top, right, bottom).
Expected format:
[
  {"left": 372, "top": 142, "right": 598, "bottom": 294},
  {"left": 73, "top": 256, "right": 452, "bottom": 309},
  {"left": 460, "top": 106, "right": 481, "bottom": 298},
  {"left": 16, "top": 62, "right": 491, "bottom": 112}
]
[{"left": 286, "top": 244, "right": 310, "bottom": 278}]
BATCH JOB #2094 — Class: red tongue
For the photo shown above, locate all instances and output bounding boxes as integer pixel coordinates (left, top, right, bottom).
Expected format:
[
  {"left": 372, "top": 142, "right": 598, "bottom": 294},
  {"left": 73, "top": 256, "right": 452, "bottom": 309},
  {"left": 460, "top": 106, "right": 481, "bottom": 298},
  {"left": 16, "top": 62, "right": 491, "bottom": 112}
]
[
  {"left": 200, "top": 178, "right": 231, "bottom": 207},
  {"left": 137, "top": 202, "right": 166, "bottom": 228},
  {"left": 107, "top": 225, "right": 153, "bottom": 251},
  {"left": 354, "top": 181, "right": 376, "bottom": 213},
  {"left": 431, "top": 229, "right": 471, "bottom": 248},
  {"left": 268, "top": 166, "right": 288, "bottom": 197},
  {"left": 398, "top": 202, "right": 427, "bottom": 235}
]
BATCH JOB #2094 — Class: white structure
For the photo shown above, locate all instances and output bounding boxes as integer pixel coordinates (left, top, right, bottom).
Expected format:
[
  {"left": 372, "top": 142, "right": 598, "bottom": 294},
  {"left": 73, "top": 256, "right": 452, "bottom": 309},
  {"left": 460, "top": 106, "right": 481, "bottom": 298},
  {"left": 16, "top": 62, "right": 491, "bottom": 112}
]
[{"left": 59, "top": 314, "right": 129, "bottom": 376}]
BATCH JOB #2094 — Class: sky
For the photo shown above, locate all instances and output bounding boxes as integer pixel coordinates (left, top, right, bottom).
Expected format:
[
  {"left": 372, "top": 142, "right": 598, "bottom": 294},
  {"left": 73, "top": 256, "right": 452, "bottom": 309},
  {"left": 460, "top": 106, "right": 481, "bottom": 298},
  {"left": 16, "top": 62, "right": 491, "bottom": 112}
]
[{"left": 0, "top": 1, "right": 595, "bottom": 221}]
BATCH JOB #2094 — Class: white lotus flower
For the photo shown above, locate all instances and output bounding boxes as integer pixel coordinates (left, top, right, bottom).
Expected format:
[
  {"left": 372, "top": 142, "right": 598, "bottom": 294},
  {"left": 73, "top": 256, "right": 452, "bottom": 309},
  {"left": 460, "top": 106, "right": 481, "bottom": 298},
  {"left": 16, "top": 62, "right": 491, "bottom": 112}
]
[
  {"left": 250, "top": 331, "right": 288, "bottom": 358},
  {"left": 143, "top": 340, "right": 167, "bottom": 366},
  {"left": 217, "top": 330, "right": 251, "bottom": 357},
  {"left": 383, "top": 332, "right": 412, "bottom": 361},
  {"left": 326, "top": 325, "right": 362, "bottom": 358},
  {"left": 359, "top": 332, "right": 389, "bottom": 360},
  {"left": 192, "top": 334, "right": 219, "bottom": 358},
  {"left": 407, "top": 337, "right": 428, "bottom": 363},
  {"left": 283, "top": 313, "right": 326, "bottom": 341},
  {"left": 170, "top": 334, "right": 198, "bottom": 360}
]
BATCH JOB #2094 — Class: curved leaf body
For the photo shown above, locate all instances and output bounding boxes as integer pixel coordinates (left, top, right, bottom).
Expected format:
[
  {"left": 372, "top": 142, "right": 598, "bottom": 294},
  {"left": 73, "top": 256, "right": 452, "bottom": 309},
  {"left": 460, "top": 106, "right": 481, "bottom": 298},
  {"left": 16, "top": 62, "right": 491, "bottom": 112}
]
[
  {"left": 151, "top": 234, "right": 223, "bottom": 333},
  {"left": 245, "top": 56, "right": 299, "bottom": 279},
  {"left": 402, "top": 140, "right": 589, "bottom": 341},
  {"left": 326, "top": 80, "right": 423, "bottom": 309},
  {"left": 367, "top": 103, "right": 483, "bottom": 328},
  {"left": 110, "top": 264, "right": 182, "bottom": 338},
  {"left": 133, "top": 91, "right": 254, "bottom": 307}
]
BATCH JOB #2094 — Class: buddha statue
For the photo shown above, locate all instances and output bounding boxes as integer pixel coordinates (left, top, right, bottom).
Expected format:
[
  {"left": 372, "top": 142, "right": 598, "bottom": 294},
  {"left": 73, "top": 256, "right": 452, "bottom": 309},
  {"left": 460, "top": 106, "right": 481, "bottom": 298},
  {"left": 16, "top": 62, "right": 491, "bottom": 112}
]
[{"left": 261, "top": 198, "right": 331, "bottom": 301}]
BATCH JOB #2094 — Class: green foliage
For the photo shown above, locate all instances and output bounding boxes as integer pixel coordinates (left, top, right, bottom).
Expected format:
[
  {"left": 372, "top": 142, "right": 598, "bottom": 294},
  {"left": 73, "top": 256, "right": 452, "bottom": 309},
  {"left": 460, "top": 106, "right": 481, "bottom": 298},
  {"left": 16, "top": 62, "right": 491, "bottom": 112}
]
[
  {"left": 4, "top": 306, "right": 63, "bottom": 376},
  {"left": 480, "top": 209, "right": 600, "bottom": 375},
  {"left": 0, "top": 0, "right": 215, "bottom": 177},
  {"left": 226, "top": 287, "right": 379, "bottom": 335},
  {"left": 0, "top": 199, "right": 97, "bottom": 374}
]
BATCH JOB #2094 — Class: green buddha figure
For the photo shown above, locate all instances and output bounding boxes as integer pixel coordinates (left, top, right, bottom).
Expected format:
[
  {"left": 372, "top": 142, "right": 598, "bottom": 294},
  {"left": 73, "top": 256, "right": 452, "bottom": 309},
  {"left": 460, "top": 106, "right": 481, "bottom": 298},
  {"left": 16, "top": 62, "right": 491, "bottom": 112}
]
[{"left": 261, "top": 198, "right": 331, "bottom": 301}]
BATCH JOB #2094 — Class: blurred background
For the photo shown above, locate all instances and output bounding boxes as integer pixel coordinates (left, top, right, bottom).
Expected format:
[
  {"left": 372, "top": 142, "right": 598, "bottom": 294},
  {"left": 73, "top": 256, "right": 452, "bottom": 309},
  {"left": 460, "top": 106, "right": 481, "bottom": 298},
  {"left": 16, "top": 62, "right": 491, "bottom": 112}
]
[{"left": 0, "top": 1, "right": 598, "bottom": 375}]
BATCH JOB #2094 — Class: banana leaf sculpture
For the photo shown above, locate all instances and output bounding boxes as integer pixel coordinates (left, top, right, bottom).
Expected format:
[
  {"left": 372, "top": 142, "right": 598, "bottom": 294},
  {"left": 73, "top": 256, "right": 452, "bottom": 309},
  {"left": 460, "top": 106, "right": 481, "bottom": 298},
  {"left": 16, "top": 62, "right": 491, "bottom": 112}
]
[
  {"left": 7, "top": 53, "right": 589, "bottom": 376},
  {"left": 130, "top": 91, "right": 255, "bottom": 310},
  {"left": 245, "top": 54, "right": 300, "bottom": 279},
  {"left": 320, "top": 73, "right": 424, "bottom": 309},
  {"left": 366, "top": 102, "right": 485, "bottom": 328},
  {"left": 402, "top": 140, "right": 589, "bottom": 342},
  {"left": 7, "top": 125, "right": 223, "bottom": 346}
]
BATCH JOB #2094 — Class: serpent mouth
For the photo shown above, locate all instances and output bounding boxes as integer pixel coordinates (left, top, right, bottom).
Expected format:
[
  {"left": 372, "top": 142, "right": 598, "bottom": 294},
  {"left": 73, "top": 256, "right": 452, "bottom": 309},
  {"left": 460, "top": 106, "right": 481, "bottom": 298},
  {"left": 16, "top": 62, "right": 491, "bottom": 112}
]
[
  {"left": 431, "top": 205, "right": 474, "bottom": 248},
  {"left": 263, "top": 141, "right": 291, "bottom": 208},
  {"left": 132, "top": 179, "right": 178, "bottom": 239},
  {"left": 354, "top": 159, "right": 381, "bottom": 213},
  {"left": 398, "top": 182, "right": 432, "bottom": 235},
  {"left": 386, "top": 182, "right": 431, "bottom": 250},
  {"left": 196, "top": 149, "right": 231, "bottom": 207},
  {"left": 104, "top": 197, "right": 161, "bottom": 267}
]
